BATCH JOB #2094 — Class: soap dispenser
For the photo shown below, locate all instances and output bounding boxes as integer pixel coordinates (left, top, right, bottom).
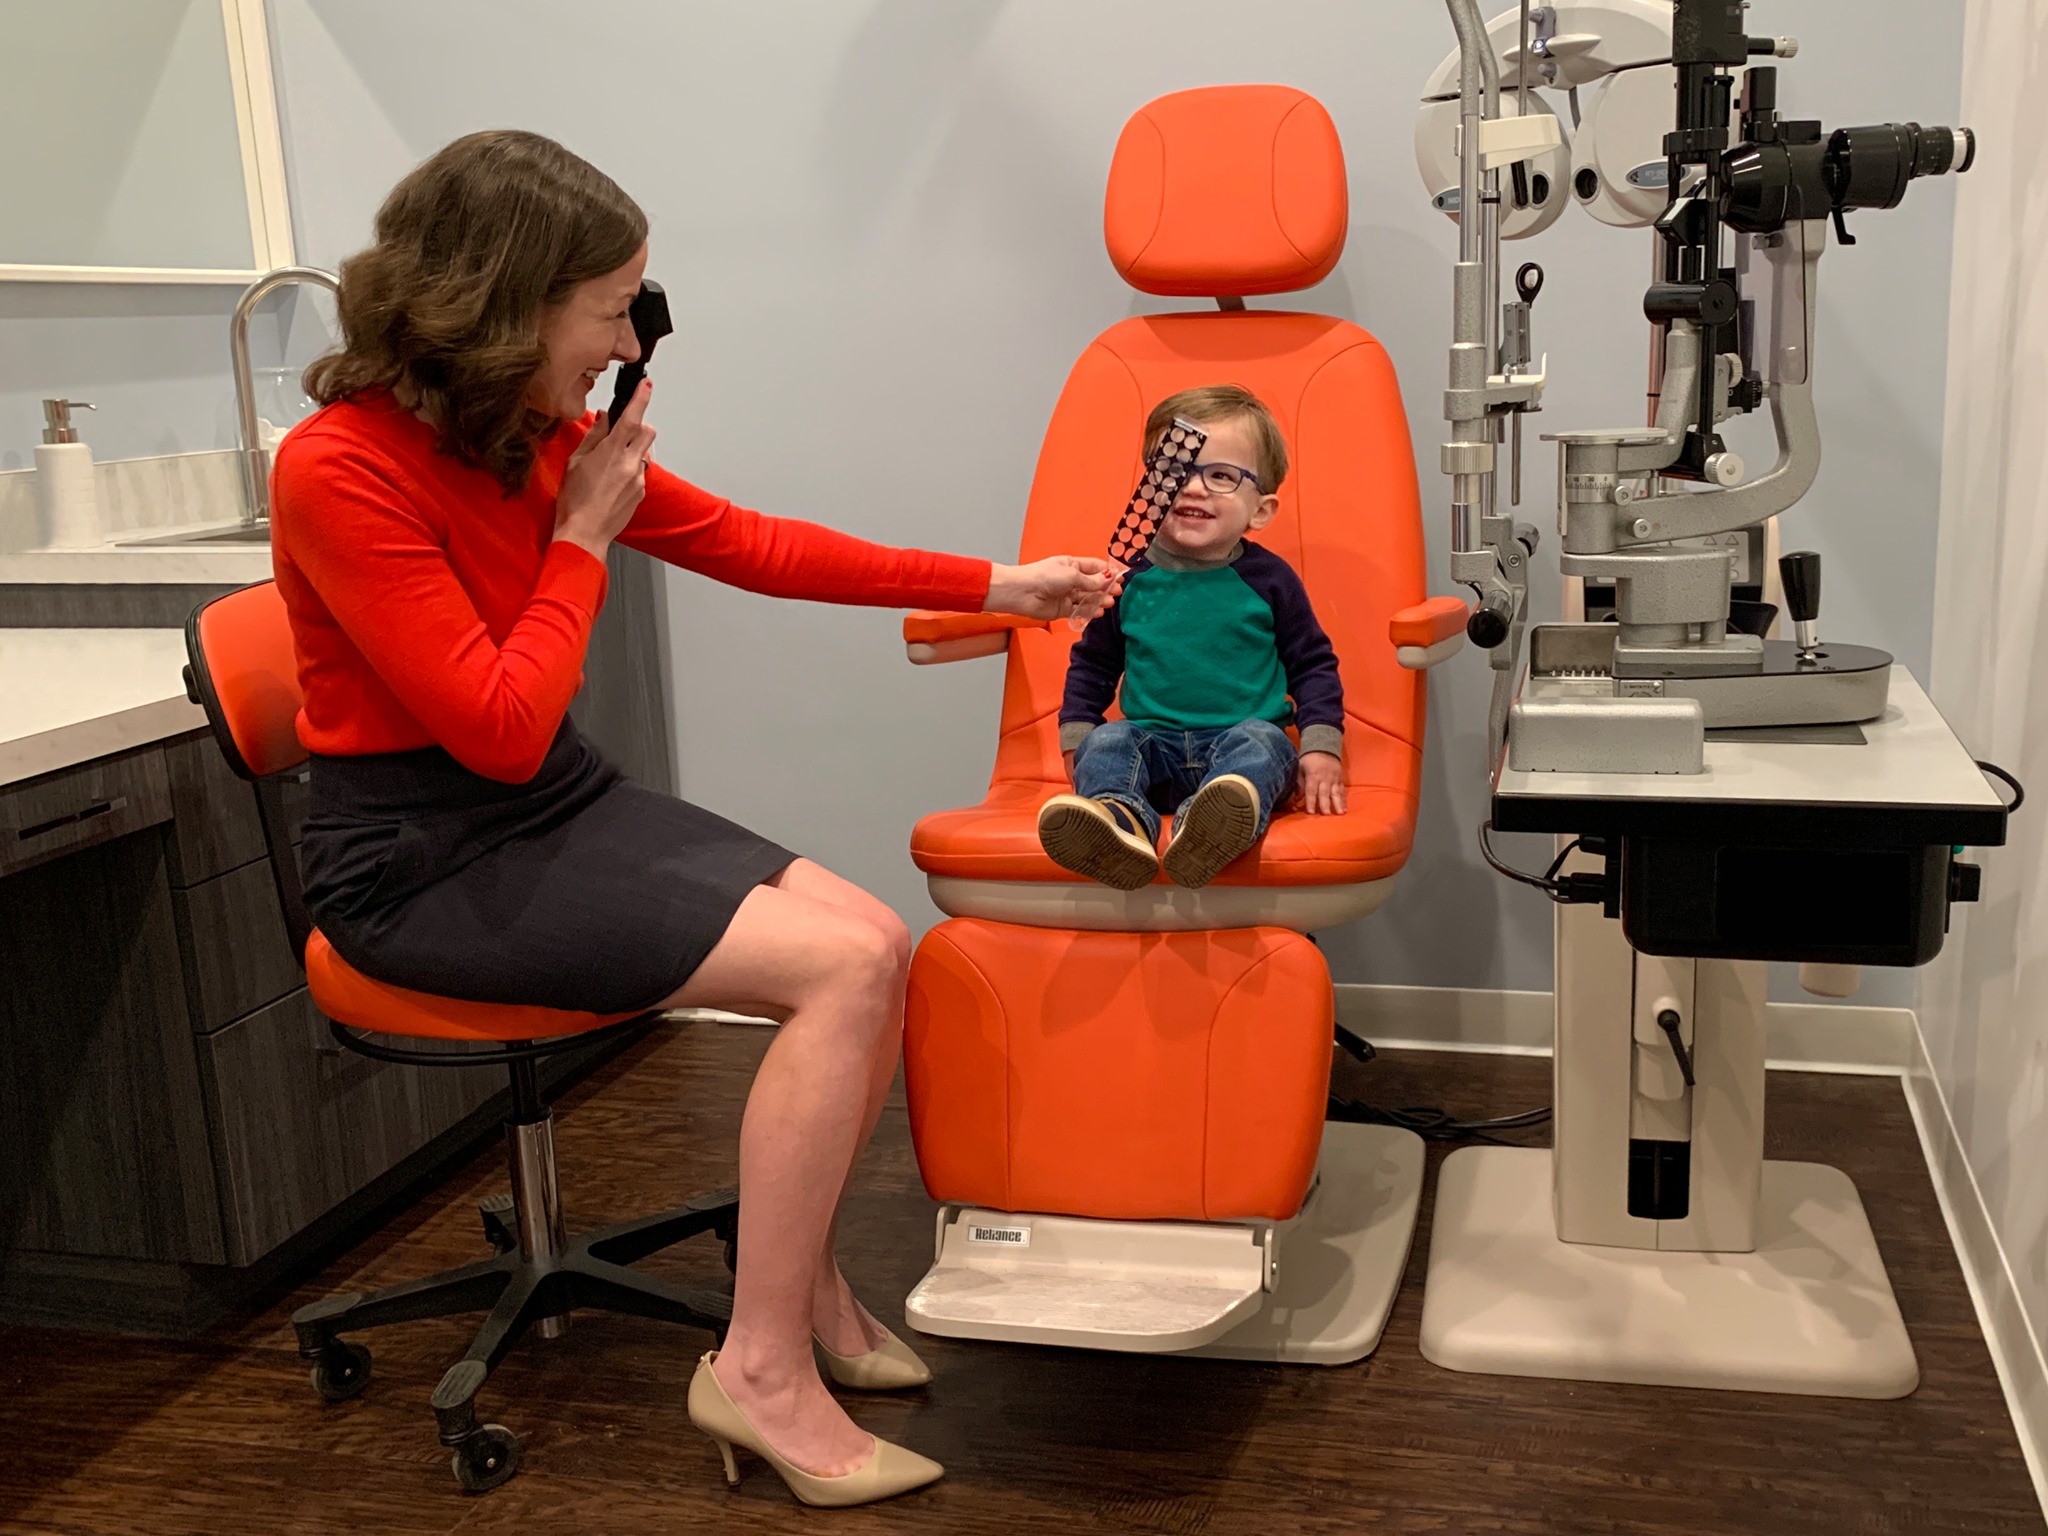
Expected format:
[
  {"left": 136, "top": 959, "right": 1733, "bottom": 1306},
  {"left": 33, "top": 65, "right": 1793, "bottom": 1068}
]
[{"left": 37, "top": 398, "right": 101, "bottom": 550}]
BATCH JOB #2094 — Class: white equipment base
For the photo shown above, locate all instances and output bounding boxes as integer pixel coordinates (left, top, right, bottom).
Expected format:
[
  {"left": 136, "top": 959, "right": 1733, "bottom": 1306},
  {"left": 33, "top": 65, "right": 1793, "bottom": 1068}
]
[
  {"left": 906, "top": 1122, "right": 1424, "bottom": 1364},
  {"left": 1419, "top": 1146, "right": 1918, "bottom": 1398}
]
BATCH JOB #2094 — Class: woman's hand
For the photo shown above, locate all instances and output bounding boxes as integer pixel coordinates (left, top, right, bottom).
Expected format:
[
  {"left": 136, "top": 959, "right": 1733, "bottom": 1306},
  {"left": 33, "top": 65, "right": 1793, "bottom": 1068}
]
[
  {"left": 985, "top": 556, "right": 1124, "bottom": 624},
  {"left": 553, "top": 380, "right": 655, "bottom": 560},
  {"left": 1297, "top": 751, "right": 1347, "bottom": 815}
]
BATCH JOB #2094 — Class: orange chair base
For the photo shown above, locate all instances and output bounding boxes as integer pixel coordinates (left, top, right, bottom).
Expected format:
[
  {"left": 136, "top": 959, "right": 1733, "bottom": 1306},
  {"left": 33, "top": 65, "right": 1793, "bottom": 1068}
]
[
  {"left": 904, "top": 919, "right": 1333, "bottom": 1223},
  {"left": 304, "top": 929, "right": 641, "bottom": 1043}
]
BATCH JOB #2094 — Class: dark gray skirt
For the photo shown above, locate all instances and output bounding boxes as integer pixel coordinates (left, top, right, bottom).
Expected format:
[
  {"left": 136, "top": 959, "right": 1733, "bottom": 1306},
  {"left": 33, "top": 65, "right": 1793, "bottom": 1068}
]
[{"left": 300, "top": 721, "right": 796, "bottom": 1013}]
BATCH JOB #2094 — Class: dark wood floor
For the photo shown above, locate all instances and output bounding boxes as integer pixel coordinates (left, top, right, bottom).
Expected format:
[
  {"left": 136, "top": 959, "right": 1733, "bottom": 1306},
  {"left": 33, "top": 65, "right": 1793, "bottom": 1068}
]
[{"left": 0, "top": 1025, "right": 2037, "bottom": 1535}]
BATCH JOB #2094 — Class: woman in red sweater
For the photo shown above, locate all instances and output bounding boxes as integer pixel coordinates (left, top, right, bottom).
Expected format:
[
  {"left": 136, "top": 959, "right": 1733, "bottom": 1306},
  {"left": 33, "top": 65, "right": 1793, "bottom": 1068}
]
[{"left": 276, "top": 131, "right": 1117, "bottom": 1508}]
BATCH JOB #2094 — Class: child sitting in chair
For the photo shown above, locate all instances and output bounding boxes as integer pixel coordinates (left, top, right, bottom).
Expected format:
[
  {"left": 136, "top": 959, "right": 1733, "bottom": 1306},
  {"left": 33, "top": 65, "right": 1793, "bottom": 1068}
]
[{"left": 1039, "top": 384, "right": 1346, "bottom": 891}]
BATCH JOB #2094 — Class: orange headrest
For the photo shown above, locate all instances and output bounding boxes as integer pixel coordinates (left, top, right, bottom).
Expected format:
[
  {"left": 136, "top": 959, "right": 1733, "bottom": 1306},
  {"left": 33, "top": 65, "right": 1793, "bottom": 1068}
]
[{"left": 1104, "top": 85, "right": 1348, "bottom": 298}]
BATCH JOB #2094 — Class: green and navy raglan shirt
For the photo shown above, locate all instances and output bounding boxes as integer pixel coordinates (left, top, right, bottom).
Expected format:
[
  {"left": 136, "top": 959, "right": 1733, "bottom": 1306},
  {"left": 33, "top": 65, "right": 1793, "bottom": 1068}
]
[{"left": 1058, "top": 537, "right": 1344, "bottom": 758}]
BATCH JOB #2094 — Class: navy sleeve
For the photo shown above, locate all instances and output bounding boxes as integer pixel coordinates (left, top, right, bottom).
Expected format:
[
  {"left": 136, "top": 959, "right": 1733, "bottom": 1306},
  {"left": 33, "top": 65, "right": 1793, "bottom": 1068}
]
[
  {"left": 1238, "top": 545, "right": 1344, "bottom": 736},
  {"left": 1059, "top": 598, "right": 1127, "bottom": 729}
]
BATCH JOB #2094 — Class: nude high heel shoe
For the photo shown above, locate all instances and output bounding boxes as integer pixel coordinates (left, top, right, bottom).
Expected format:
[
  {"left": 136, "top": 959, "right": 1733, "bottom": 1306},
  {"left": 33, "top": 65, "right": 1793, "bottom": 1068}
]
[
  {"left": 814, "top": 1317, "right": 934, "bottom": 1391},
  {"left": 687, "top": 1352, "right": 943, "bottom": 1508}
]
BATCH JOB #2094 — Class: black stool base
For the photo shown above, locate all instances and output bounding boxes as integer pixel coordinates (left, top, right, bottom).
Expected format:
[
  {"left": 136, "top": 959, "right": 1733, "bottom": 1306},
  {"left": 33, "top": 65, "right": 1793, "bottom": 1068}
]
[{"left": 293, "top": 1185, "right": 738, "bottom": 1492}]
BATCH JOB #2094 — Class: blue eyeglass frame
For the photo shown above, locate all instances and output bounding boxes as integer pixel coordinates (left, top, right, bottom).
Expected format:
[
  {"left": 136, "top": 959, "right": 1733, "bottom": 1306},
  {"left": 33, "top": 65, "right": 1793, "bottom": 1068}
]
[{"left": 1190, "top": 460, "right": 1263, "bottom": 494}]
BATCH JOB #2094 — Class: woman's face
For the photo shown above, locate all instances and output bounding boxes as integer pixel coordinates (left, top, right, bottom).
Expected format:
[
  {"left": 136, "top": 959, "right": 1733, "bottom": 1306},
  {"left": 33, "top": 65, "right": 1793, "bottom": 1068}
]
[{"left": 529, "top": 241, "right": 651, "bottom": 420}]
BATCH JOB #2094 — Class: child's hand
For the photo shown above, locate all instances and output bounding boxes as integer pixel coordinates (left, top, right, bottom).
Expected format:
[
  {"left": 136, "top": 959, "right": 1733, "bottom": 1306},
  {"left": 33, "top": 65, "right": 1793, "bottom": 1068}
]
[
  {"left": 1063, "top": 749, "right": 1077, "bottom": 783},
  {"left": 1297, "top": 751, "right": 1346, "bottom": 815}
]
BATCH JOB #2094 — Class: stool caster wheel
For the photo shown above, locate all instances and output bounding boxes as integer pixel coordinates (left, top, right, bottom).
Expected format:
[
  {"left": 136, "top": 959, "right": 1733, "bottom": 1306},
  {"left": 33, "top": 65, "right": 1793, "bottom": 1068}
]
[
  {"left": 450, "top": 1423, "right": 521, "bottom": 1493},
  {"left": 479, "top": 1193, "right": 517, "bottom": 1255},
  {"left": 309, "top": 1340, "right": 373, "bottom": 1403}
]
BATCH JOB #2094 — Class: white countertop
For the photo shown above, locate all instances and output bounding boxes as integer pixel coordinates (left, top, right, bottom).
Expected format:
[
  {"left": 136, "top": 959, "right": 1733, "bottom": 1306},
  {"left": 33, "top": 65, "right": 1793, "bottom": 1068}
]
[
  {"left": 1494, "top": 667, "right": 2000, "bottom": 812},
  {"left": 0, "top": 629, "right": 208, "bottom": 786},
  {"left": 0, "top": 538, "right": 273, "bottom": 586}
]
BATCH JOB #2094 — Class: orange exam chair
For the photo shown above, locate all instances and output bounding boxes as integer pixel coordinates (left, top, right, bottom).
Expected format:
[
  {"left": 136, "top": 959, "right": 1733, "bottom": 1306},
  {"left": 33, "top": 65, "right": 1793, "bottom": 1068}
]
[{"left": 894, "top": 86, "right": 1465, "bottom": 1364}]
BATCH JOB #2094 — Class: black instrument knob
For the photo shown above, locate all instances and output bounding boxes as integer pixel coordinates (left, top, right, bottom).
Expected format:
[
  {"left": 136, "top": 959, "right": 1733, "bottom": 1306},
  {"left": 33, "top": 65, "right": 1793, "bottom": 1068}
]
[
  {"left": 1778, "top": 550, "right": 1821, "bottom": 623},
  {"left": 1645, "top": 280, "right": 1739, "bottom": 327},
  {"left": 1467, "top": 590, "right": 1512, "bottom": 649},
  {"left": 1779, "top": 549, "right": 1822, "bottom": 654}
]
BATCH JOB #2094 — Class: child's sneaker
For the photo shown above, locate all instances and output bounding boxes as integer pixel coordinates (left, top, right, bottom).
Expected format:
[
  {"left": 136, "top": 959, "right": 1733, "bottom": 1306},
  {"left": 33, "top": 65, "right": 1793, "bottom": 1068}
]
[
  {"left": 1037, "top": 795, "right": 1159, "bottom": 890},
  {"left": 1162, "top": 774, "right": 1261, "bottom": 888}
]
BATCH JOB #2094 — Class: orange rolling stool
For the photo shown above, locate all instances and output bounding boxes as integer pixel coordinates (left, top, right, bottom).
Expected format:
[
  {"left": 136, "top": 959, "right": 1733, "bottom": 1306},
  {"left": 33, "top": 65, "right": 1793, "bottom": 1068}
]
[
  {"left": 894, "top": 86, "right": 1469, "bottom": 1365},
  {"left": 185, "top": 581, "right": 739, "bottom": 1492}
]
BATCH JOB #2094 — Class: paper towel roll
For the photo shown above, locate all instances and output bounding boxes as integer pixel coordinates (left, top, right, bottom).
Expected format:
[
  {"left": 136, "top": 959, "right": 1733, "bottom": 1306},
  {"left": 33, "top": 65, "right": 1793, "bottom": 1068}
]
[{"left": 35, "top": 441, "right": 101, "bottom": 550}]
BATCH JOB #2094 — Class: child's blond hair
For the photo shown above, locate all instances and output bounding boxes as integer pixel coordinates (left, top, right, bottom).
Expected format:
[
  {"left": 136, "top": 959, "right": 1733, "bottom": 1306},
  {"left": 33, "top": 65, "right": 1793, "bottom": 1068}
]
[{"left": 1143, "top": 384, "right": 1288, "bottom": 492}]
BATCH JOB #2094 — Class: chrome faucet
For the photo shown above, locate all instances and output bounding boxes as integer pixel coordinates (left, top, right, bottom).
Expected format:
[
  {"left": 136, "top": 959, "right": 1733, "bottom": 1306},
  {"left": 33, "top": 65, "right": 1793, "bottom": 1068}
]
[{"left": 231, "top": 265, "right": 339, "bottom": 527}]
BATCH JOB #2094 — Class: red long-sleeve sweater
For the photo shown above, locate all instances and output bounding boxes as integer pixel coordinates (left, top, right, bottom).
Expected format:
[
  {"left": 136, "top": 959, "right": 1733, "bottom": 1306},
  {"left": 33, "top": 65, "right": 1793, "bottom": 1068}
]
[{"left": 272, "top": 392, "right": 992, "bottom": 782}]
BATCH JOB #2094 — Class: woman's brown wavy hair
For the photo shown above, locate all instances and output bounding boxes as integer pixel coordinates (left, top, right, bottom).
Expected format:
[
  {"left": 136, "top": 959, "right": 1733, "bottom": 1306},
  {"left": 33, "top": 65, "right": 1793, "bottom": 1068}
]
[{"left": 305, "top": 130, "right": 647, "bottom": 494}]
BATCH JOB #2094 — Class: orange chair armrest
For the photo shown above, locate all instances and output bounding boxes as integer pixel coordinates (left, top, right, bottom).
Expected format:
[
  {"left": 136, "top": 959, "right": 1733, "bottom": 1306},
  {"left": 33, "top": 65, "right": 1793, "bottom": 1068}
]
[
  {"left": 1389, "top": 596, "right": 1470, "bottom": 648},
  {"left": 902, "top": 610, "right": 1049, "bottom": 645}
]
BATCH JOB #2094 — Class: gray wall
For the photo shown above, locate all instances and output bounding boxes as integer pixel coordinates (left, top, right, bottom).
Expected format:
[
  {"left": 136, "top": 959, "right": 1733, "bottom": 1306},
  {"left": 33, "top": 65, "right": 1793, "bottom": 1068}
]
[
  {"left": 1919, "top": 0, "right": 2048, "bottom": 1471},
  {"left": 7, "top": 0, "right": 1962, "bottom": 1001}
]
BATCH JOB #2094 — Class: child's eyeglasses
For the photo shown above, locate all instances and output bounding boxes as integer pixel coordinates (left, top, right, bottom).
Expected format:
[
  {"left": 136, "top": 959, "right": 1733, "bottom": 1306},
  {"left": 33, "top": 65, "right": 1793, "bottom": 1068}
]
[{"left": 1188, "top": 461, "right": 1262, "bottom": 494}]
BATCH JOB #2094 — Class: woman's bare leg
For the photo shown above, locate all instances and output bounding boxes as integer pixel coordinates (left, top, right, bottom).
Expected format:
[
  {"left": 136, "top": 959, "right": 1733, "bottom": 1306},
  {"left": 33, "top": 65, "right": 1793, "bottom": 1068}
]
[
  {"left": 761, "top": 861, "right": 910, "bottom": 1356},
  {"left": 659, "top": 871, "right": 907, "bottom": 1476}
]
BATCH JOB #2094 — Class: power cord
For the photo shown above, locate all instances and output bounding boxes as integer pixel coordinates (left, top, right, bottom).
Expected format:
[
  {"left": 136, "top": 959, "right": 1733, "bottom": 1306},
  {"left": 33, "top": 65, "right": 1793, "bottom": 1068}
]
[
  {"left": 1478, "top": 821, "right": 1610, "bottom": 904},
  {"left": 1327, "top": 1095, "right": 1552, "bottom": 1145},
  {"left": 1320, "top": 829, "right": 1580, "bottom": 1145},
  {"left": 1329, "top": 1022, "right": 1551, "bottom": 1146},
  {"left": 1978, "top": 759, "right": 2026, "bottom": 814}
]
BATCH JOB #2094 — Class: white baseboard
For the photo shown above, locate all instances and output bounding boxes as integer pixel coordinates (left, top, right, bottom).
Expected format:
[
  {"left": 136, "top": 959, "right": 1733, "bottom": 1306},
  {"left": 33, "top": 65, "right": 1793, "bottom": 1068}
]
[
  {"left": 1334, "top": 982, "right": 1917, "bottom": 1074},
  {"left": 1335, "top": 980, "right": 2046, "bottom": 1521},
  {"left": 1902, "top": 1019, "right": 2048, "bottom": 1515},
  {"left": 1335, "top": 982, "right": 1554, "bottom": 1056}
]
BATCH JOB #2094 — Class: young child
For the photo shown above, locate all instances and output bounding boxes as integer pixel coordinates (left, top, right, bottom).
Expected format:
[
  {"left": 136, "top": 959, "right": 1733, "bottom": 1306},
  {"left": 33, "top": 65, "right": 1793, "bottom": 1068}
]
[{"left": 1039, "top": 384, "right": 1346, "bottom": 891}]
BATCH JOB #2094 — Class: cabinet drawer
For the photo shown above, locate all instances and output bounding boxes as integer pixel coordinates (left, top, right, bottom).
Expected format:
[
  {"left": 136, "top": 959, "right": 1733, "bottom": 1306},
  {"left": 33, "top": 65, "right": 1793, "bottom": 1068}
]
[
  {"left": 161, "top": 734, "right": 308, "bottom": 888},
  {"left": 0, "top": 748, "right": 172, "bottom": 879},
  {"left": 172, "top": 857, "right": 302, "bottom": 1032},
  {"left": 201, "top": 989, "right": 503, "bottom": 1265}
]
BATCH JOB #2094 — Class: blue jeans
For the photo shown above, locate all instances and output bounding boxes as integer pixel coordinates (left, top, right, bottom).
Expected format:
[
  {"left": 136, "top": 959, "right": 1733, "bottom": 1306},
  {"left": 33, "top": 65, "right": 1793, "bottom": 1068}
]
[{"left": 1071, "top": 719, "right": 1296, "bottom": 845}]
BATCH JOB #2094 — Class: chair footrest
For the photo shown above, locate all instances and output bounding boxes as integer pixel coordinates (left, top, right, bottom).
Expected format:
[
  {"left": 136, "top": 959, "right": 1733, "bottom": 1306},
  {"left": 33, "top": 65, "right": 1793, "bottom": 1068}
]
[
  {"left": 907, "top": 1123, "right": 1426, "bottom": 1364},
  {"left": 906, "top": 1206, "right": 1271, "bottom": 1352}
]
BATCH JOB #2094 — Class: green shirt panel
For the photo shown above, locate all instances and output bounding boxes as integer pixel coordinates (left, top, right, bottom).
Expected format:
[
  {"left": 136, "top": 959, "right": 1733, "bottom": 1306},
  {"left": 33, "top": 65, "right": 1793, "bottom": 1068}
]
[{"left": 1118, "top": 564, "right": 1290, "bottom": 730}]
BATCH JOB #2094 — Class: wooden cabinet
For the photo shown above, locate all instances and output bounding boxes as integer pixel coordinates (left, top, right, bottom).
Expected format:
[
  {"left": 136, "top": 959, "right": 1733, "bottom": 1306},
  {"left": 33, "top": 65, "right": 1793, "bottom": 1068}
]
[
  {"left": 0, "top": 745, "right": 510, "bottom": 1308},
  {"left": 0, "top": 825, "right": 225, "bottom": 1264},
  {"left": 160, "top": 733, "right": 305, "bottom": 886},
  {"left": 0, "top": 743, "right": 174, "bottom": 879},
  {"left": 200, "top": 990, "right": 501, "bottom": 1265},
  {"left": 171, "top": 858, "right": 302, "bottom": 1031},
  {"left": 0, "top": 743, "right": 448, "bottom": 1263},
  {"left": 0, "top": 559, "right": 671, "bottom": 1327}
]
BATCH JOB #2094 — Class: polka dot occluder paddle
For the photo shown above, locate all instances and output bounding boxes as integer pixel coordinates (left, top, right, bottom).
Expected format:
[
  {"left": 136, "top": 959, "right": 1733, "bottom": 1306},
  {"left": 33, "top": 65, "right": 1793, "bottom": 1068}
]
[{"left": 1108, "top": 417, "right": 1207, "bottom": 565}]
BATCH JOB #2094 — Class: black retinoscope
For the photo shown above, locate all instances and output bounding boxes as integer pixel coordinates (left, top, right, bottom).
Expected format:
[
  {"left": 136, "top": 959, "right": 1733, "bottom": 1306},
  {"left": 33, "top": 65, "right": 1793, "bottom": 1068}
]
[{"left": 607, "top": 280, "right": 673, "bottom": 426}]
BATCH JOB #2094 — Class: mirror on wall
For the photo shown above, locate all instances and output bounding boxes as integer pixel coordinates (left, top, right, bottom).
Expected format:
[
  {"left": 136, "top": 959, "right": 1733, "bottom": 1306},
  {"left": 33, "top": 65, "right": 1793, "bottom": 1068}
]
[{"left": 0, "top": 0, "right": 292, "bottom": 282}]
